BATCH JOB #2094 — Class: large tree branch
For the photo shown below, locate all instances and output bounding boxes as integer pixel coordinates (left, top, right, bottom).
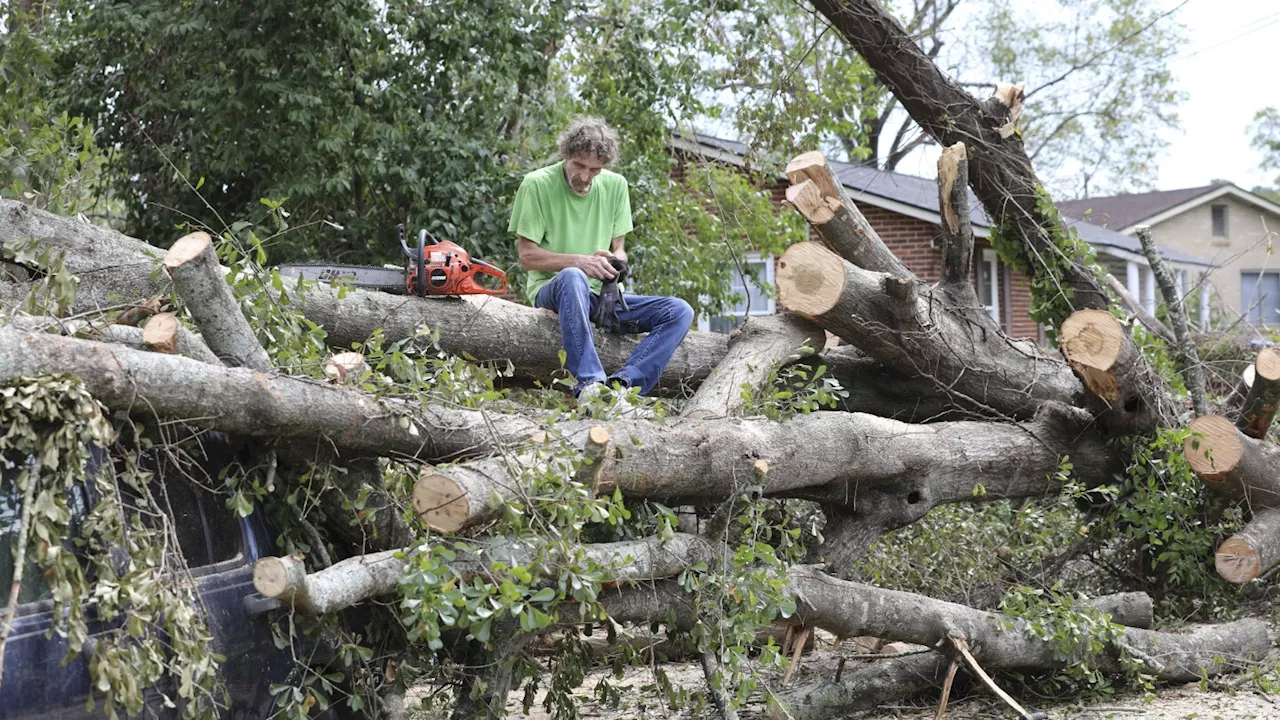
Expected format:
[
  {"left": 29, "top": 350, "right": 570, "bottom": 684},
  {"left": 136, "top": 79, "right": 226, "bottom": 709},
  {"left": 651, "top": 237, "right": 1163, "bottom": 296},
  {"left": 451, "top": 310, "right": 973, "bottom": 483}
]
[{"left": 809, "top": 0, "right": 1110, "bottom": 315}]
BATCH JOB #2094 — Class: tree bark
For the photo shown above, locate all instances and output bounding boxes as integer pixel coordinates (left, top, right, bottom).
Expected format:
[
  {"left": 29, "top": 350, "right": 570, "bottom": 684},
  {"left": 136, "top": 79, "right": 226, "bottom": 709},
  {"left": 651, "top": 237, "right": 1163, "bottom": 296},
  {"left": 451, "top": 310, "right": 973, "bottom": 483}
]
[
  {"left": 811, "top": 345, "right": 959, "bottom": 421},
  {"left": 6, "top": 311, "right": 221, "bottom": 365},
  {"left": 784, "top": 152, "right": 909, "bottom": 276},
  {"left": 1136, "top": 226, "right": 1207, "bottom": 415},
  {"left": 0, "top": 199, "right": 168, "bottom": 313},
  {"left": 1058, "top": 309, "right": 1177, "bottom": 434},
  {"left": 1184, "top": 415, "right": 1280, "bottom": 507},
  {"left": 163, "top": 232, "right": 272, "bottom": 371},
  {"left": 776, "top": 241, "right": 1084, "bottom": 419},
  {"left": 1216, "top": 506, "right": 1280, "bottom": 584},
  {"left": 681, "top": 313, "right": 826, "bottom": 421},
  {"left": 1237, "top": 347, "right": 1280, "bottom": 439},
  {"left": 807, "top": 0, "right": 1110, "bottom": 316}
]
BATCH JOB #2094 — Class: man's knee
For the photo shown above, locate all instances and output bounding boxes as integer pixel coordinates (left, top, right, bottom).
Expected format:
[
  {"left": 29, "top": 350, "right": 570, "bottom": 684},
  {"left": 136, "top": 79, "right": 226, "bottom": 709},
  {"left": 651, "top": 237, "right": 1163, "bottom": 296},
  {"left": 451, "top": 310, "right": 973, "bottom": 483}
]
[
  {"left": 556, "top": 266, "right": 590, "bottom": 288},
  {"left": 667, "top": 297, "right": 694, "bottom": 328}
]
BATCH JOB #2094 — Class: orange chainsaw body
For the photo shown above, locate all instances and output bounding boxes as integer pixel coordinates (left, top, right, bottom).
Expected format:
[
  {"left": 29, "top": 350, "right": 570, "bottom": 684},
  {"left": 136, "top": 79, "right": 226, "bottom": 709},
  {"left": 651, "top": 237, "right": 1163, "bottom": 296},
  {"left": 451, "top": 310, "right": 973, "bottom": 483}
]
[{"left": 405, "top": 239, "right": 508, "bottom": 297}]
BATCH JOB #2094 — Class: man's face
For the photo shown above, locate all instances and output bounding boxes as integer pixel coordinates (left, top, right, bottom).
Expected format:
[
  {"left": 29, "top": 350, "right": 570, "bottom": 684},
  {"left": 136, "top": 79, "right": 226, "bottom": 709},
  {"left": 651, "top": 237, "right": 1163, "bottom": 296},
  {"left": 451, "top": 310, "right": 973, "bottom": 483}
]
[{"left": 564, "top": 154, "right": 605, "bottom": 196}]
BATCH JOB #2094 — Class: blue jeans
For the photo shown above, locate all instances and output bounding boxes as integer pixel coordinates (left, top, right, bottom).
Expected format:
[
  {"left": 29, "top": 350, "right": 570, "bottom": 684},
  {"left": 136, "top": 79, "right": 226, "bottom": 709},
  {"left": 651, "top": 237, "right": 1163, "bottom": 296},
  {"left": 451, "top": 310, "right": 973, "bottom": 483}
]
[{"left": 534, "top": 267, "right": 694, "bottom": 396}]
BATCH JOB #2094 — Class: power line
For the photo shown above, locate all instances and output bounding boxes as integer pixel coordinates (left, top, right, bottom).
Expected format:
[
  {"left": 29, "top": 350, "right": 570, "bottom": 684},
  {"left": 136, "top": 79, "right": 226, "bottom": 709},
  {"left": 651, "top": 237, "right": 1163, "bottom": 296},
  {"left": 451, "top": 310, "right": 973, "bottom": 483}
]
[{"left": 1183, "top": 7, "right": 1280, "bottom": 58}]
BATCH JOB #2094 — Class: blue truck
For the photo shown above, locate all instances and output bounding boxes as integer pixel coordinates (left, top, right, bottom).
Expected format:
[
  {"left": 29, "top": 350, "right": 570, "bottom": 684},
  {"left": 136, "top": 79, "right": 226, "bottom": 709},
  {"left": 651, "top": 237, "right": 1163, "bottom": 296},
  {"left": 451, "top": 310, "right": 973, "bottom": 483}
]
[{"left": 0, "top": 456, "right": 299, "bottom": 719}]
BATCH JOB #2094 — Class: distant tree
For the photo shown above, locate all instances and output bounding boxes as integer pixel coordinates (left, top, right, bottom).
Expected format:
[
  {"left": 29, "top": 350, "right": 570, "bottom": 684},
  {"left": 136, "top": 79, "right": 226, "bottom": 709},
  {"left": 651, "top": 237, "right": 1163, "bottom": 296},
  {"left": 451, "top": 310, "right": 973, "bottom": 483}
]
[
  {"left": 1251, "top": 107, "right": 1280, "bottom": 202},
  {"left": 709, "top": 0, "right": 1185, "bottom": 199}
]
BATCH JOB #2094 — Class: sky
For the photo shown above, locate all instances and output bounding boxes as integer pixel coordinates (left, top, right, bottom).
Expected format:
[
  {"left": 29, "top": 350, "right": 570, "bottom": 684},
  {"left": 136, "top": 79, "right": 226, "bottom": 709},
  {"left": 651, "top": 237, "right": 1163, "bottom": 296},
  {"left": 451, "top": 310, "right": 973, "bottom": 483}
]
[
  {"left": 1156, "top": 0, "right": 1280, "bottom": 191},
  {"left": 890, "top": 0, "right": 1280, "bottom": 194}
]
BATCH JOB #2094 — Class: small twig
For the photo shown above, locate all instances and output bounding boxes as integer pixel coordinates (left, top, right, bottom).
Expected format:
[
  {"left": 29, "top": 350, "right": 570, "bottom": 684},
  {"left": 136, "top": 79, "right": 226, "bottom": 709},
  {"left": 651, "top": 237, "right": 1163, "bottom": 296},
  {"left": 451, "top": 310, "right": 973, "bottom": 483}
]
[
  {"left": 0, "top": 472, "right": 39, "bottom": 688},
  {"left": 1136, "top": 225, "right": 1207, "bottom": 415},
  {"left": 951, "top": 635, "right": 1044, "bottom": 720}
]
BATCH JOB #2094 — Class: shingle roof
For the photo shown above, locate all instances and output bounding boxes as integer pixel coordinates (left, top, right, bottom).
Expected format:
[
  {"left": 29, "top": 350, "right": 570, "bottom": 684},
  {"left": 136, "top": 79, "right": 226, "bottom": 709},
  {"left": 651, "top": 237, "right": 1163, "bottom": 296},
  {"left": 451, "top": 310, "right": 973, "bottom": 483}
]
[
  {"left": 682, "top": 133, "right": 1212, "bottom": 267},
  {"left": 1056, "top": 185, "right": 1223, "bottom": 230}
]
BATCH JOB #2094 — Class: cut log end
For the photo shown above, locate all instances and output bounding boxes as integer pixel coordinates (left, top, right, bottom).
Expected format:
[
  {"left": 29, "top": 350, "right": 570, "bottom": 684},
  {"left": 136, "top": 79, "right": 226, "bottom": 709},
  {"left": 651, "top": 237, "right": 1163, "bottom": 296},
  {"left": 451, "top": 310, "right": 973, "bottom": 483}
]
[
  {"left": 587, "top": 425, "right": 610, "bottom": 447},
  {"left": 1059, "top": 309, "right": 1126, "bottom": 401},
  {"left": 163, "top": 231, "right": 213, "bottom": 270},
  {"left": 776, "top": 243, "right": 847, "bottom": 318},
  {"left": 1215, "top": 536, "right": 1261, "bottom": 584},
  {"left": 1184, "top": 415, "right": 1243, "bottom": 483},
  {"left": 784, "top": 151, "right": 828, "bottom": 185},
  {"left": 325, "top": 351, "right": 368, "bottom": 384},
  {"left": 141, "top": 312, "right": 179, "bottom": 354},
  {"left": 1256, "top": 348, "right": 1280, "bottom": 382},
  {"left": 253, "top": 555, "right": 305, "bottom": 599},
  {"left": 413, "top": 469, "right": 472, "bottom": 534}
]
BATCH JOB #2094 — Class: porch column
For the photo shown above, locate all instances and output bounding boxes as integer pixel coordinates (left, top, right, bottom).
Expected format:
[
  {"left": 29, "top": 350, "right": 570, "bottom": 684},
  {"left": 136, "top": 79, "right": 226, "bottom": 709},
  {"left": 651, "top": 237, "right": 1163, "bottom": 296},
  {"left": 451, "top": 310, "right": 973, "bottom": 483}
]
[
  {"left": 1126, "top": 261, "right": 1141, "bottom": 298},
  {"left": 1200, "top": 275, "right": 1212, "bottom": 330}
]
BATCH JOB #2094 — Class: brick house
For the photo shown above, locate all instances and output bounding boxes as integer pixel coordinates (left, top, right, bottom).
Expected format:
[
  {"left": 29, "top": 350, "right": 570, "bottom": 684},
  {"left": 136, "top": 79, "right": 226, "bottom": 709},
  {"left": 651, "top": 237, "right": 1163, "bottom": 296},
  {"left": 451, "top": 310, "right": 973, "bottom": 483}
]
[
  {"left": 1059, "top": 184, "right": 1280, "bottom": 329},
  {"left": 674, "top": 134, "right": 1214, "bottom": 341}
]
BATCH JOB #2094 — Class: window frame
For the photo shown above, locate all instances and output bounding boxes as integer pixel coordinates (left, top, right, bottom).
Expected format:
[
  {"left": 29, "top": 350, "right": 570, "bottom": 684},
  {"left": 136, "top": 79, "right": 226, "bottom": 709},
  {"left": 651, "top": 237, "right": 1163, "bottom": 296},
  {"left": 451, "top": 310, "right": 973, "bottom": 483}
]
[
  {"left": 977, "top": 248, "right": 1002, "bottom": 325},
  {"left": 697, "top": 252, "right": 777, "bottom": 333},
  {"left": 1241, "top": 270, "right": 1280, "bottom": 326},
  {"left": 1211, "top": 204, "right": 1228, "bottom": 238}
]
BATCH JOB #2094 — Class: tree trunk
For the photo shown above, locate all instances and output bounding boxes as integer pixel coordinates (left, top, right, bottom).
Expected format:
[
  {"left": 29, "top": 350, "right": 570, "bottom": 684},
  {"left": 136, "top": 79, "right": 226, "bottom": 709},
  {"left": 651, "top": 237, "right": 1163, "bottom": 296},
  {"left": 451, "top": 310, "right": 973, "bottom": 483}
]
[
  {"left": 252, "top": 533, "right": 724, "bottom": 615},
  {"left": 0, "top": 199, "right": 168, "bottom": 312},
  {"left": 1184, "top": 415, "right": 1280, "bottom": 507},
  {"left": 1237, "top": 347, "right": 1280, "bottom": 439},
  {"left": 780, "top": 565, "right": 1268, "bottom": 683},
  {"left": 807, "top": 0, "right": 1110, "bottom": 317},
  {"left": 1215, "top": 506, "right": 1280, "bottom": 584},
  {"left": 163, "top": 232, "right": 273, "bottom": 371},
  {"left": 1059, "top": 309, "right": 1176, "bottom": 434},
  {"left": 776, "top": 241, "right": 1084, "bottom": 419},
  {"left": 681, "top": 313, "right": 826, "bottom": 420}
]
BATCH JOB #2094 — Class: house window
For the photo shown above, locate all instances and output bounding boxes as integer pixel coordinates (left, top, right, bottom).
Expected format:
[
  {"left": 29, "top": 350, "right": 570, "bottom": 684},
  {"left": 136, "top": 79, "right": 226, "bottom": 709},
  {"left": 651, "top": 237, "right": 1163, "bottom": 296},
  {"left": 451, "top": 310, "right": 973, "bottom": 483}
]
[
  {"left": 1242, "top": 271, "right": 1280, "bottom": 326},
  {"left": 699, "top": 254, "right": 775, "bottom": 334},
  {"left": 1212, "top": 205, "right": 1228, "bottom": 238},
  {"left": 976, "top": 249, "right": 1002, "bottom": 325}
]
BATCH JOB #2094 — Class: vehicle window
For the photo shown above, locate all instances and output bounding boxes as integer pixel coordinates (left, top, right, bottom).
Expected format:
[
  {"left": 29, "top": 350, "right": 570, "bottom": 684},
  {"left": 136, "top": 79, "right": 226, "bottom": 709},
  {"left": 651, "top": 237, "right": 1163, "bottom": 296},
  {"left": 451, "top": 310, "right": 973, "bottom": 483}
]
[
  {"left": 0, "top": 463, "right": 89, "bottom": 607},
  {"left": 150, "top": 476, "right": 242, "bottom": 567}
]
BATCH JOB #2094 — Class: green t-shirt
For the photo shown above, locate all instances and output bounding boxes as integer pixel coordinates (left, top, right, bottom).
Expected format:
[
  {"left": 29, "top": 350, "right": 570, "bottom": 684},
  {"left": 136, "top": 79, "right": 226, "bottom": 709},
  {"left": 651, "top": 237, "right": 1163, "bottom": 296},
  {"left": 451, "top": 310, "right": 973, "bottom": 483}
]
[{"left": 508, "top": 160, "right": 634, "bottom": 303}]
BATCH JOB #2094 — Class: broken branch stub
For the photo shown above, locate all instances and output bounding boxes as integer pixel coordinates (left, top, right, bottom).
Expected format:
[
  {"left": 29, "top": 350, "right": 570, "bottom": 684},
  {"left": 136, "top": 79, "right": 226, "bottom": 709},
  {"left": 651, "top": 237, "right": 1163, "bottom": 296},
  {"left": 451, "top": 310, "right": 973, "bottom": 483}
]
[{"left": 784, "top": 152, "right": 909, "bottom": 276}]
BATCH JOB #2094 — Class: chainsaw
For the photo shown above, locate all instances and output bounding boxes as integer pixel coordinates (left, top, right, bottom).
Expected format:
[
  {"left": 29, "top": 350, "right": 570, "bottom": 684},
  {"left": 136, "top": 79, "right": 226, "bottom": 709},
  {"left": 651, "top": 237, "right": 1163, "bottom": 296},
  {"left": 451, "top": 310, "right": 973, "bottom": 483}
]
[{"left": 276, "top": 224, "right": 508, "bottom": 297}]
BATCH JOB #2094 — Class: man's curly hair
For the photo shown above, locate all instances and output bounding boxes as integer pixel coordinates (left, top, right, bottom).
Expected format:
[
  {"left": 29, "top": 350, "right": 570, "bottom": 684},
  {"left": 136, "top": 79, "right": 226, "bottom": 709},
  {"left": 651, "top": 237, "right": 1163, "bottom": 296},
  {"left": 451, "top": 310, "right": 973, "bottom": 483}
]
[{"left": 558, "top": 117, "right": 619, "bottom": 165}]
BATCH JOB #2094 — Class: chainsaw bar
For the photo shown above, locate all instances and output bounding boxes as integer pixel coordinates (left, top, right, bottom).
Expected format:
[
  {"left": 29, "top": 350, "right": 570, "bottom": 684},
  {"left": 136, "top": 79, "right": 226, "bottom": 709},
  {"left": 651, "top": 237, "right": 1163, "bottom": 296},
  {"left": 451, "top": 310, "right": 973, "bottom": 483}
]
[{"left": 276, "top": 264, "right": 409, "bottom": 294}]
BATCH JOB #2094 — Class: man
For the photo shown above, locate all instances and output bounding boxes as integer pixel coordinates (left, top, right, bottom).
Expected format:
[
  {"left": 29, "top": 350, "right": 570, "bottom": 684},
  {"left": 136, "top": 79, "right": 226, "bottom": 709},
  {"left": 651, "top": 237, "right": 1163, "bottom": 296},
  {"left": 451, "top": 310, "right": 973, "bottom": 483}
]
[{"left": 509, "top": 117, "right": 693, "bottom": 398}]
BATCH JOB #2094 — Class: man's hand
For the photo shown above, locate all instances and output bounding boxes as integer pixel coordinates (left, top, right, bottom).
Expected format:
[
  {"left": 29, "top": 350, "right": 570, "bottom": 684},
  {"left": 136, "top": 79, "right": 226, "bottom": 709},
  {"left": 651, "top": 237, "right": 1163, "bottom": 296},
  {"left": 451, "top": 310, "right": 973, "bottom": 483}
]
[{"left": 577, "top": 253, "right": 618, "bottom": 280}]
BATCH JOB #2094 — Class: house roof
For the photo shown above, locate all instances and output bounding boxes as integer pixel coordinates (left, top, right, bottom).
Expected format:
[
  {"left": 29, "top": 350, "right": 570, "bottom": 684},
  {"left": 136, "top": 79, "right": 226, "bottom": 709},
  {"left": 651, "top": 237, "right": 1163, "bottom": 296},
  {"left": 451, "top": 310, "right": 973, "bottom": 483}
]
[
  {"left": 674, "top": 132, "right": 1213, "bottom": 268},
  {"left": 1057, "top": 183, "right": 1280, "bottom": 235},
  {"left": 1057, "top": 185, "right": 1223, "bottom": 231}
]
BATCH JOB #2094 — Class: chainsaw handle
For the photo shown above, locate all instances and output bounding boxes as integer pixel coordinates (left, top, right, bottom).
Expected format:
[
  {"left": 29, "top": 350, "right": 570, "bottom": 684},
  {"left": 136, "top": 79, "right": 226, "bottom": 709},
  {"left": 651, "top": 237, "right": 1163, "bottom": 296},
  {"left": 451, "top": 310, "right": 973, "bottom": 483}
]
[
  {"left": 468, "top": 259, "right": 508, "bottom": 296},
  {"left": 412, "top": 229, "right": 426, "bottom": 296}
]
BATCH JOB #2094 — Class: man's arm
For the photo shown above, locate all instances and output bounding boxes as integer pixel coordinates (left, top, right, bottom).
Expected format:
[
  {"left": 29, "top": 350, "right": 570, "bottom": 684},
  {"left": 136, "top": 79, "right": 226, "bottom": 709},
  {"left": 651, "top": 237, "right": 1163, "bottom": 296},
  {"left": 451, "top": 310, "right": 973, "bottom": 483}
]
[
  {"left": 609, "top": 235, "right": 627, "bottom": 264},
  {"left": 518, "top": 238, "right": 617, "bottom": 280}
]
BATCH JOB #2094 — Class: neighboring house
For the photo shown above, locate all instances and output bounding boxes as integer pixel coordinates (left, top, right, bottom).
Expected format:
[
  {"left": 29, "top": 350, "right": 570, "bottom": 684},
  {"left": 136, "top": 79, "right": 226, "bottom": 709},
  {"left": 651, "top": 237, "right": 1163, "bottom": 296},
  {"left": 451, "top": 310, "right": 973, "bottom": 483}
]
[
  {"left": 674, "top": 134, "right": 1213, "bottom": 340},
  {"left": 1059, "top": 184, "right": 1280, "bottom": 329}
]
